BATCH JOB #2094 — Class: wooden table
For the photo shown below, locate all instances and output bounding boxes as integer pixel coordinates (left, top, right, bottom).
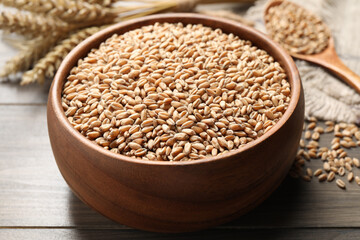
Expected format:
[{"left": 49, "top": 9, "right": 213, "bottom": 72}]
[{"left": 1, "top": 2, "right": 360, "bottom": 240}]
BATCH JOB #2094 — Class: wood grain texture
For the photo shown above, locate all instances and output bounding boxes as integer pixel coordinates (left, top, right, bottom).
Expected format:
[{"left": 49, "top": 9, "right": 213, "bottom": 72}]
[
  {"left": 2, "top": 106, "right": 360, "bottom": 231},
  {"left": 293, "top": 37, "right": 360, "bottom": 93},
  {"left": 0, "top": 105, "right": 117, "bottom": 228},
  {"left": 0, "top": 31, "right": 51, "bottom": 105},
  {"left": 0, "top": 0, "right": 360, "bottom": 238},
  {"left": 0, "top": 82, "right": 50, "bottom": 105},
  {"left": 0, "top": 228, "right": 359, "bottom": 240}
]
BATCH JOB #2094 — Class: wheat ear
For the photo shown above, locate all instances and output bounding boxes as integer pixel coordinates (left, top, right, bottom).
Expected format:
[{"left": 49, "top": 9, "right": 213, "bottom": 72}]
[
  {"left": 0, "top": 36, "right": 61, "bottom": 79},
  {"left": 0, "top": 50, "right": 31, "bottom": 80},
  {"left": 21, "top": 26, "right": 103, "bottom": 85},
  {"left": 0, "top": 0, "right": 117, "bottom": 24},
  {"left": 118, "top": 0, "right": 196, "bottom": 21},
  {"left": 0, "top": 11, "right": 70, "bottom": 38},
  {"left": 83, "top": 0, "right": 118, "bottom": 7}
]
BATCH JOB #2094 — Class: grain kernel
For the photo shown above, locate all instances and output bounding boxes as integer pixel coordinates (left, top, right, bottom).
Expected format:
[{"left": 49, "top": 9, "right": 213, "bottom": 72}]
[
  {"left": 312, "top": 132, "right": 320, "bottom": 141},
  {"left": 338, "top": 167, "right": 345, "bottom": 176},
  {"left": 327, "top": 172, "right": 335, "bottom": 182},
  {"left": 307, "top": 122, "right": 316, "bottom": 130},
  {"left": 355, "top": 176, "right": 360, "bottom": 186},
  {"left": 318, "top": 173, "right": 327, "bottom": 182},
  {"left": 62, "top": 23, "right": 290, "bottom": 161},
  {"left": 314, "top": 169, "right": 322, "bottom": 176},
  {"left": 336, "top": 179, "right": 346, "bottom": 189},
  {"left": 306, "top": 168, "right": 312, "bottom": 177}
]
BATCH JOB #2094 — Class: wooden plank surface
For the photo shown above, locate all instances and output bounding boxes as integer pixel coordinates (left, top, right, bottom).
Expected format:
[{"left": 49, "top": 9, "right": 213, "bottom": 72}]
[
  {"left": 0, "top": 82, "right": 50, "bottom": 105},
  {"left": 1, "top": 0, "right": 360, "bottom": 239},
  {"left": 0, "top": 36, "right": 51, "bottom": 105},
  {"left": 2, "top": 106, "right": 360, "bottom": 231},
  {"left": 0, "top": 105, "right": 117, "bottom": 228},
  {"left": 1, "top": 228, "right": 360, "bottom": 240}
]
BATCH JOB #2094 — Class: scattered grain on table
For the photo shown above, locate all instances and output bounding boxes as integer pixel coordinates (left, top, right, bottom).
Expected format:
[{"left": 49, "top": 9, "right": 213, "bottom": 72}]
[{"left": 291, "top": 118, "right": 360, "bottom": 191}]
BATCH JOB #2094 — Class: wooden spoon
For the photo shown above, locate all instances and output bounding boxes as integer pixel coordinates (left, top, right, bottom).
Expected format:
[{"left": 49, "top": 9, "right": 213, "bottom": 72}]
[{"left": 264, "top": 0, "right": 360, "bottom": 93}]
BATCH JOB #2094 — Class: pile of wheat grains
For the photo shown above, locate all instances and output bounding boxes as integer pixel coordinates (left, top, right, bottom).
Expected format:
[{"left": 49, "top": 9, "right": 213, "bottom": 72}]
[
  {"left": 291, "top": 118, "right": 360, "bottom": 190},
  {"left": 61, "top": 22, "right": 291, "bottom": 161},
  {"left": 265, "top": 1, "right": 330, "bottom": 55}
]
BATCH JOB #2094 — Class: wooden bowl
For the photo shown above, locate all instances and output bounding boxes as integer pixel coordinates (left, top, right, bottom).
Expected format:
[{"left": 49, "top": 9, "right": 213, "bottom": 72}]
[{"left": 47, "top": 13, "right": 304, "bottom": 233}]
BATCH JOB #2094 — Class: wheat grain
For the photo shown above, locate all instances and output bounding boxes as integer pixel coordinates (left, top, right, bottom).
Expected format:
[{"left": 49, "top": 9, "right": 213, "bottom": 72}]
[
  {"left": 61, "top": 22, "right": 290, "bottom": 161},
  {"left": 336, "top": 179, "right": 346, "bottom": 189},
  {"left": 292, "top": 119, "right": 360, "bottom": 190},
  {"left": 307, "top": 122, "right": 316, "bottom": 130},
  {"left": 345, "top": 162, "right": 352, "bottom": 171},
  {"left": 265, "top": 1, "right": 330, "bottom": 55},
  {"left": 318, "top": 173, "right": 327, "bottom": 182},
  {"left": 353, "top": 158, "right": 360, "bottom": 168},
  {"left": 306, "top": 168, "right": 312, "bottom": 177},
  {"left": 314, "top": 126, "right": 324, "bottom": 134},
  {"left": 326, "top": 171, "right": 335, "bottom": 182},
  {"left": 302, "top": 175, "right": 311, "bottom": 182},
  {"left": 355, "top": 176, "right": 360, "bottom": 186},
  {"left": 313, "top": 169, "right": 322, "bottom": 177},
  {"left": 299, "top": 139, "right": 305, "bottom": 148},
  {"left": 338, "top": 167, "right": 345, "bottom": 176},
  {"left": 312, "top": 131, "right": 320, "bottom": 141},
  {"left": 323, "top": 162, "right": 330, "bottom": 172}
]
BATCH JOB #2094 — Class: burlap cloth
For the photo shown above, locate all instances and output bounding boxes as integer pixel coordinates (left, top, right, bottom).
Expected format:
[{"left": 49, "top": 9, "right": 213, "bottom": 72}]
[{"left": 246, "top": 0, "right": 360, "bottom": 123}]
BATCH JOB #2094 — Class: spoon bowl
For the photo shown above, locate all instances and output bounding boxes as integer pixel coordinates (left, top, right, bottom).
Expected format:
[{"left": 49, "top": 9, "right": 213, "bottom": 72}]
[{"left": 264, "top": 0, "right": 360, "bottom": 93}]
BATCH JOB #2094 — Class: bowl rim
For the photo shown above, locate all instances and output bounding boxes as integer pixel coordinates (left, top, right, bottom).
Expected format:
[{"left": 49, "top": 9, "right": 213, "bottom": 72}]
[{"left": 49, "top": 13, "right": 301, "bottom": 166}]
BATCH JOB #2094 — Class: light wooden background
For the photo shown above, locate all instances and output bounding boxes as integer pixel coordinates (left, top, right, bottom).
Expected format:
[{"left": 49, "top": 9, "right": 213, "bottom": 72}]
[{"left": 1, "top": 1, "right": 360, "bottom": 239}]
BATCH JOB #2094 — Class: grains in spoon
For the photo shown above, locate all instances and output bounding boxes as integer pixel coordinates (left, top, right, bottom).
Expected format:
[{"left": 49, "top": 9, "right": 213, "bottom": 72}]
[{"left": 265, "top": 1, "right": 331, "bottom": 55}]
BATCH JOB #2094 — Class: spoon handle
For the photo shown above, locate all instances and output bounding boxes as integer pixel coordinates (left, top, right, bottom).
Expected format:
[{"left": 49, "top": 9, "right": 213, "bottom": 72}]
[{"left": 308, "top": 51, "right": 360, "bottom": 93}]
